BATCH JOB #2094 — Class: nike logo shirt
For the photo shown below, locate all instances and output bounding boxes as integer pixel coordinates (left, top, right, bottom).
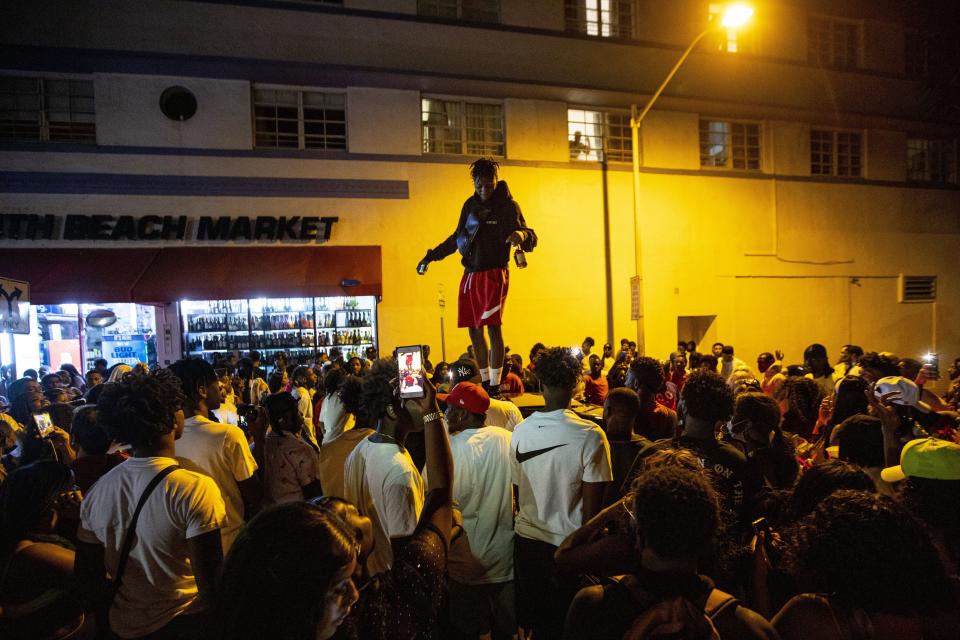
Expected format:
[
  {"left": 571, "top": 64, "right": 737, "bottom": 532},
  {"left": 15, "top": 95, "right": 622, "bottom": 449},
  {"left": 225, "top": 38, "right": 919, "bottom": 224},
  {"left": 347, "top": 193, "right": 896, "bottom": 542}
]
[{"left": 510, "top": 408, "right": 613, "bottom": 546}]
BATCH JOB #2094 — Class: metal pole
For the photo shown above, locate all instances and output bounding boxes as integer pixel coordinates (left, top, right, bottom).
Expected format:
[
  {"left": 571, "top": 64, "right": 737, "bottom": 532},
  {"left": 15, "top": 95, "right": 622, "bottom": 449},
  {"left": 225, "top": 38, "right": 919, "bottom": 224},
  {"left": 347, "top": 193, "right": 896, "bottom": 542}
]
[{"left": 630, "top": 26, "right": 714, "bottom": 356}]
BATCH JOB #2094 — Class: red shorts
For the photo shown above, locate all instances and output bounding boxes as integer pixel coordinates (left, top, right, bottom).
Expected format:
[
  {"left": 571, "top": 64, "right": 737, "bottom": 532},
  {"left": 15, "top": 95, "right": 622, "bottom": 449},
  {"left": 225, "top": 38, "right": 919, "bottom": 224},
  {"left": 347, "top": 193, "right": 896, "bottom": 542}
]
[{"left": 458, "top": 268, "right": 508, "bottom": 328}]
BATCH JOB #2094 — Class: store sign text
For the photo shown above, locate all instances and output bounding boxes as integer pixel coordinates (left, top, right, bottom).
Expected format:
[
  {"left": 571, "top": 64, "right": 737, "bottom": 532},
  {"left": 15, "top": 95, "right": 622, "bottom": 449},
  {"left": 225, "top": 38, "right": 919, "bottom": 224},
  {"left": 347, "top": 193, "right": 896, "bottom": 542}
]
[{"left": 0, "top": 214, "right": 339, "bottom": 243}]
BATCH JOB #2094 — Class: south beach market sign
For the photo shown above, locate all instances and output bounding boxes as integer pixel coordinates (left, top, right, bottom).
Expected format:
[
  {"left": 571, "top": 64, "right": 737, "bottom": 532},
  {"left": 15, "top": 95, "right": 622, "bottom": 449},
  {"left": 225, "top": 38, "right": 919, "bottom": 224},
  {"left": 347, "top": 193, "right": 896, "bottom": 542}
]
[{"left": 0, "top": 214, "right": 339, "bottom": 243}]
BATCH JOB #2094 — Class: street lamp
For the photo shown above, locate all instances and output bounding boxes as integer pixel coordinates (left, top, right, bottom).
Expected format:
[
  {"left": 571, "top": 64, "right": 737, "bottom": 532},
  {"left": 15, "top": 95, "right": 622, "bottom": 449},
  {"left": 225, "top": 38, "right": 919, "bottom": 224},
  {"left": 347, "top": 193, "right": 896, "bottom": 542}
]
[{"left": 629, "top": 3, "right": 754, "bottom": 353}]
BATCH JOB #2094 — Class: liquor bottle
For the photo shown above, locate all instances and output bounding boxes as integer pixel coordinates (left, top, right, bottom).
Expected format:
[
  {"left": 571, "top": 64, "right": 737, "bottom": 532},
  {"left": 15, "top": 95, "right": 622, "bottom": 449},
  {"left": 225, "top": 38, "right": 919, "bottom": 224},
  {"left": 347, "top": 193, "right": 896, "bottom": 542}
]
[{"left": 514, "top": 247, "right": 527, "bottom": 268}]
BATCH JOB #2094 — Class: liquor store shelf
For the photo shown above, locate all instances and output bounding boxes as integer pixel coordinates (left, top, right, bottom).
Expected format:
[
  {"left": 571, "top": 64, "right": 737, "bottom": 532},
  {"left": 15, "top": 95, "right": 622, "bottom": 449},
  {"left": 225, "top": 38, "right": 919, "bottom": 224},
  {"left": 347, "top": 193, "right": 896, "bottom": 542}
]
[
  {"left": 188, "top": 343, "right": 373, "bottom": 355},
  {"left": 186, "top": 326, "right": 373, "bottom": 334}
]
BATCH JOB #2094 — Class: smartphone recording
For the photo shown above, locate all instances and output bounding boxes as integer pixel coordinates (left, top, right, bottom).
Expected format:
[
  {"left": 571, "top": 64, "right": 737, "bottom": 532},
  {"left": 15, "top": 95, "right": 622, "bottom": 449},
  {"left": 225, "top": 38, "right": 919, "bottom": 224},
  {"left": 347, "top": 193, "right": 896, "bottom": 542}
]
[
  {"left": 33, "top": 412, "right": 55, "bottom": 437},
  {"left": 397, "top": 345, "right": 426, "bottom": 399}
]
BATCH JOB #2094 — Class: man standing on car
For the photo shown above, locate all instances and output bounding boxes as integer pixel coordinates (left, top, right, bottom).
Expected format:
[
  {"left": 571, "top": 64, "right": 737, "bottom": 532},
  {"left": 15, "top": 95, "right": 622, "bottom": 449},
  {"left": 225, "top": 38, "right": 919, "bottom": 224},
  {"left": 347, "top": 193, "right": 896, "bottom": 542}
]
[{"left": 418, "top": 157, "right": 537, "bottom": 398}]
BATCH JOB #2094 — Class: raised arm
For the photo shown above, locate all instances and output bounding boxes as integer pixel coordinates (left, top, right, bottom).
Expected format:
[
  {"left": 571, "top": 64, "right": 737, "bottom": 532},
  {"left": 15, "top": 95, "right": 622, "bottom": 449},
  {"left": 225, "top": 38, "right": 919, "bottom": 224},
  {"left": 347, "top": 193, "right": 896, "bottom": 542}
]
[{"left": 405, "top": 371, "right": 453, "bottom": 547}]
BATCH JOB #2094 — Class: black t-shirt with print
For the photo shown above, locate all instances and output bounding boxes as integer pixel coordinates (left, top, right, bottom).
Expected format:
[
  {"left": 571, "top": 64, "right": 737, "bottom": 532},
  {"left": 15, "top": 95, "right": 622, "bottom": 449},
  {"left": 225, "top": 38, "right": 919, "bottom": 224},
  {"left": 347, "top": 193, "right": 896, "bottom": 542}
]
[{"left": 656, "top": 435, "right": 760, "bottom": 518}]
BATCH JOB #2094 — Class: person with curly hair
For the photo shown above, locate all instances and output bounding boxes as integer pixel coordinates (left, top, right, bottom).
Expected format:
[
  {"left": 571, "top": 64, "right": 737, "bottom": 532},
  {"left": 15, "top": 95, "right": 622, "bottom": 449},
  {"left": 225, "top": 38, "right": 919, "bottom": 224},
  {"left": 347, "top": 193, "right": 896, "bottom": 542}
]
[
  {"left": 169, "top": 358, "right": 261, "bottom": 553},
  {"left": 773, "top": 490, "right": 956, "bottom": 639},
  {"left": 343, "top": 358, "right": 427, "bottom": 577},
  {"left": 417, "top": 158, "right": 538, "bottom": 398},
  {"left": 776, "top": 376, "right": 823, "bottom": 441},
  {"left": 76, "top": 368, "right": 226, "bottom": 640},
  {"left": 627, "top": 356, "right": 678, "bottom": 440},
  {"left": 661, "top": 369, "right": 758, "bottom": 523},
  {"left": 510, "top": 346, "right": 612, "bottom": 639},
  {"left": 563, "top": 465, "right": 777, "bottom": 640}
]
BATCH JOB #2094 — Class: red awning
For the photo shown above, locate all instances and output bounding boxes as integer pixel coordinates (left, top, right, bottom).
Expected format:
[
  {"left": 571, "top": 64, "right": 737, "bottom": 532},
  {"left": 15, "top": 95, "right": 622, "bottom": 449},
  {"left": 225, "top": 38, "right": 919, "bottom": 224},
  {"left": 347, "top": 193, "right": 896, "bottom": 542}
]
[
  {"left": 2, "top": 248, "right": 160, "bottom": 304},
  {"left": 2, "top": 246, "right": 382, "bottom": 304}
]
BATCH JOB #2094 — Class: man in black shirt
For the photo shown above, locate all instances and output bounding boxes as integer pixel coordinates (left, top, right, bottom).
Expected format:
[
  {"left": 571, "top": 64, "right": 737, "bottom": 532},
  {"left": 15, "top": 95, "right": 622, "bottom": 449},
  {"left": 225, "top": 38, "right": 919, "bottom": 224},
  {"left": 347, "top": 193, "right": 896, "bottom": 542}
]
[
  {"left": 418, "top": 158, "right": 536, "bottom": 397},
  {"left": 658, "top": 369, "right": 759, "bottom": 523}
]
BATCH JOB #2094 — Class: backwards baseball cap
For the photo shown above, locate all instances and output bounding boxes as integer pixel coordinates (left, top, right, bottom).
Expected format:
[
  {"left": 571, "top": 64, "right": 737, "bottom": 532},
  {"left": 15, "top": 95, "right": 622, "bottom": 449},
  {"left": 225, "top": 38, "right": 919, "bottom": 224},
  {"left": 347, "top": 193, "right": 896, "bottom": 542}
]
[
  {"left": 451, "top": 359, "right": 481, "bottom": 384},
  {"left": 880, "top": 437, "right": 960, "bottom": 483},
  {"left": 874, "top": 376, "right": 932, "bottom": 413},
  {"left": 445, "top": 381, "right": 490, "bottom": 416}
]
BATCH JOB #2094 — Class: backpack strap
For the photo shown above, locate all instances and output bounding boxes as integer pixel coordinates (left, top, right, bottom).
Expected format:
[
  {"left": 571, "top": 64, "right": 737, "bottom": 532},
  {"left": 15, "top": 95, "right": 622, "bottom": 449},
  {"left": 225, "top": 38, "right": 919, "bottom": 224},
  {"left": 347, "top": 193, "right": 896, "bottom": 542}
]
[
  {"left": 107, "top": 464, "right": 180, "bottom": 604},
  {"left": 703, "top": 588, "right": 739, "bottom": 620}
]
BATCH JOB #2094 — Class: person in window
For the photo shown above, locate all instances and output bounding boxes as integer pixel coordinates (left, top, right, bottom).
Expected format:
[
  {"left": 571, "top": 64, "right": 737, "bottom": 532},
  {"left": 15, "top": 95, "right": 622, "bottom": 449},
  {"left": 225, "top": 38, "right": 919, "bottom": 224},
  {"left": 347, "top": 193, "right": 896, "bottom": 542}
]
[
  {"left": 569, "top": 130, "right": 591, "bottom": 159},
  {"left": 417, "top": 157, "right": 537, "bottom": 398}
]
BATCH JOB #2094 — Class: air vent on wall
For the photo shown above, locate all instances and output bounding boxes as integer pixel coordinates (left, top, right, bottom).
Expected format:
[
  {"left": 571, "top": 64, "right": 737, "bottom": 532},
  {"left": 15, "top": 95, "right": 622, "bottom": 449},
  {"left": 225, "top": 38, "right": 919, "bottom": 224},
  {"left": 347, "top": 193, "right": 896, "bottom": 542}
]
[{"left": 899, "top": 275, "right": 936, "bottom": 303}]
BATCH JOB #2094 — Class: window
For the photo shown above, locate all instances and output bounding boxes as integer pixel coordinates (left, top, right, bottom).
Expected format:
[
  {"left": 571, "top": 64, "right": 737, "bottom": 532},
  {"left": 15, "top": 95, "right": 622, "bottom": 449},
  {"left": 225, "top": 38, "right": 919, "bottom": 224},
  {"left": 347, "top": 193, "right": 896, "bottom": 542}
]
[
  {"left": 698, "top": 119, "right": 760, "bottom": 170},
  {"left": 253, "top": 87, "right": 346, "bottom": 150},
  {"left": 811, "top": 129, "right": 862, "bottom": 177},
  {"left": 417, "top": 0, "right": 500, "bottom": 23},
  {"left": 422, "top": 97, "right": 503, "bottom": 155},
  {"left": 0, "top": 75, "right": 96, "bottom": 142},
  {"left": 807, "top": 16, "right": 861, "bottom": 69},
  {"left": 907, "top": 138, "right": 956, "bottom": 183},
  {"left": 567, "top": 108, "right": 632, "bottom": 162},
  {"left": 565, "top": 0, "right": 634, "bottom": 39}
]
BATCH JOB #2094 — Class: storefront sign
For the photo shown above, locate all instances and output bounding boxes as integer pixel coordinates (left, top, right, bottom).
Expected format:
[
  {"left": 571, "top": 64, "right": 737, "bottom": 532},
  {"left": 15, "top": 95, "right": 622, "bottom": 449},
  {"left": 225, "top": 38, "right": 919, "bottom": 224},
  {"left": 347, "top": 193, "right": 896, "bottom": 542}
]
[
  {"left": 0, "top": 214, "right": 339, "bottom": 243},
  {"left": 0, "top": 276, "right": 30, "bottom": 334},
  {"left": 102, "top": 334, "right": 150, "bottom": 366}
]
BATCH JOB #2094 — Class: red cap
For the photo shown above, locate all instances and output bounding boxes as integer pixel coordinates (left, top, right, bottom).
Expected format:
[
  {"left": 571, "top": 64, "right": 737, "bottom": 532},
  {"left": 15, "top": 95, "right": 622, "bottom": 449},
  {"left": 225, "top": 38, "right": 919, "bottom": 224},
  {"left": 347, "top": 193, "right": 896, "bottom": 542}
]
[{"left": 446, "top": 381, "right": 490, "bottom": 415}]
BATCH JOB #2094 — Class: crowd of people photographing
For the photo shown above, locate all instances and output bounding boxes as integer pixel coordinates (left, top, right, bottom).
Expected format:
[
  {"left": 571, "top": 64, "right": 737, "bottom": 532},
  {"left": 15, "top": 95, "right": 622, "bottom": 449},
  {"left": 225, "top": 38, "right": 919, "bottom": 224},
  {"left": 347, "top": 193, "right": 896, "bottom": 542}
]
[{"left": 0, "top": 335, "right": 959, "bottom": 640}]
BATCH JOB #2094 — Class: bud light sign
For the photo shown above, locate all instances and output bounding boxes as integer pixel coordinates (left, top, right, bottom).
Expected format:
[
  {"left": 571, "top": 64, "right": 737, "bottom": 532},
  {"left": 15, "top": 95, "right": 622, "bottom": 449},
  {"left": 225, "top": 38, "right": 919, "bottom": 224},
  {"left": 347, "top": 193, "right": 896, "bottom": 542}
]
[{"left": 102, "top": 334, "right": 149, "bottom": 367}]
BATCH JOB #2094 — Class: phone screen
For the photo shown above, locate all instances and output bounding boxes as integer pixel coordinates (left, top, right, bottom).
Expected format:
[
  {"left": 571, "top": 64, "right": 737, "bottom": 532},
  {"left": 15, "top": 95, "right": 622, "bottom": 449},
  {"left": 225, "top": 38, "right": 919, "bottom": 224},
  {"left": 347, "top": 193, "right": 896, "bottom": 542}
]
[
  {"left": 34, "top": 412, "right": 54, "bottom": 437},
  {"left": 397, "top": 345, "right": 425, "bottom": 399}
]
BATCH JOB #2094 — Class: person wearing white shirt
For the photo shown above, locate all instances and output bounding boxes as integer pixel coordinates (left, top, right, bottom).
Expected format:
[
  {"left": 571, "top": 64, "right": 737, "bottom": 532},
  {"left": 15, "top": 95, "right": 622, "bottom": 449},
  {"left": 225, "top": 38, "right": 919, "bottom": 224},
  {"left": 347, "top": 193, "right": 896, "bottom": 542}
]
[
  {"left": 170, "top": 358, "right": 261, "bottom": 553},
  {"left": 444, "top": 381, "right": 516, "bottom": 639},
  {"left": 343, "top": 359, "right": 426, "bottom": 576},
  {"left": 213, "top": 371, "right": 239, "bottom": 426},
  {"left": 449, "top": 357, "right": 523, "bottom": 431},
  {"left": 291, "top": 365, "right": 319, "bottom": 448},
  {"left": 510, "top": 347, "right": 612, "bottom": 639},
  {"left": 76, "top": 368, "right": 225, "bottom": 640}
]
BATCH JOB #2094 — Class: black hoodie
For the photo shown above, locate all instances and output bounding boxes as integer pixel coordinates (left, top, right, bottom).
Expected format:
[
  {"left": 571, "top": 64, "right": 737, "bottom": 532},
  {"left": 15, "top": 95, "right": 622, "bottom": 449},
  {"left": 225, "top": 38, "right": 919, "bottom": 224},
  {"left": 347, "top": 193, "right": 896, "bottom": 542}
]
[{"left": 425, "top": 180, "right": 537, "bottom": 273}]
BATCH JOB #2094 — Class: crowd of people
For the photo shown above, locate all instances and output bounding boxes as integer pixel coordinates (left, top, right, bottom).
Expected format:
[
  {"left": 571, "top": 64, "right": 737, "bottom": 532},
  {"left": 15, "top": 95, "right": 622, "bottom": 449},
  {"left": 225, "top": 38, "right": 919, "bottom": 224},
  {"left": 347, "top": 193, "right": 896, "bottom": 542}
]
[{"left": 0, "top": 337, "right": 959, "bottom": 640}]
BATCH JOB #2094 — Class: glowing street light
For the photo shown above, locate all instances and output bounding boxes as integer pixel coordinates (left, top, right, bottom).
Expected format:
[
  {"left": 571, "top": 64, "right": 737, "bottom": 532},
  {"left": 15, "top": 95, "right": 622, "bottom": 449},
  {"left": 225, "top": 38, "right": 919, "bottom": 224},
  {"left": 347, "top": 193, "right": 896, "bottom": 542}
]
[
  {"left": 720, "top": 4, "right": 754, "bottom": 28},
  {"left": 629, "top": 4, "right": 754, "bottom": 353}
]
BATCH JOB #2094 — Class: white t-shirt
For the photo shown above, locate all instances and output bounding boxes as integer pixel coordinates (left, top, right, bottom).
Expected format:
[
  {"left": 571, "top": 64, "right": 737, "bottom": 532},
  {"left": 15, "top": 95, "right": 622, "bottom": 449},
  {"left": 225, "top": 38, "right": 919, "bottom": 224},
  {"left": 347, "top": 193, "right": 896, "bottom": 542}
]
[
  {"left": 213, "top": 398, "right": 239, "bottom": 426},
  {"left": 343, "top": 436, "right": 425, "bottom": 576},
  {"left": 320, "top": 391, "right": 356, "bottom": 445},
  {"left": 510, "top": 408, "right": 613, "bottom": 546},
  {"left": 486, "top": 397, "right": 523, "bottom": 432},
  {"left": 292, "top": 386, "right": 318, "bottom": 447},
  {"left": 77, "top": 456, "right": 226, "bottom": 639},
  {"left": 175, "top": 414, "right": 258, "bottom": 552},
  {"left": 449, "top": 426, "right": 514, "bottom": 584}
]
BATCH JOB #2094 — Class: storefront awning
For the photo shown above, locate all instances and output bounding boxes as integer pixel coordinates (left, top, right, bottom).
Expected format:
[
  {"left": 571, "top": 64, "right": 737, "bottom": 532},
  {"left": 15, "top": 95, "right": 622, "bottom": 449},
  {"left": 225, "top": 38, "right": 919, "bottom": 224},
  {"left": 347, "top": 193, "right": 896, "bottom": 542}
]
[
  {"left": 3, "top": 246, "right": 383, "bottom": 304},
  {"left": 2, "top": 248, "right": 160, "bottom": 304}
]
